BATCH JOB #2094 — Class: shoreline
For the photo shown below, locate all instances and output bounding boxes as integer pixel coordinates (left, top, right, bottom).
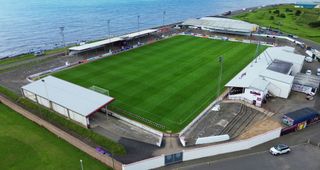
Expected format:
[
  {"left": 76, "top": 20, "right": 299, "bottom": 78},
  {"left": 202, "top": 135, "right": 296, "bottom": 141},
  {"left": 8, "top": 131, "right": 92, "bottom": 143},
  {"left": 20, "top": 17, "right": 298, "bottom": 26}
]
[{"left": 0, "top": 3, "right": 291, "bottom": 60}]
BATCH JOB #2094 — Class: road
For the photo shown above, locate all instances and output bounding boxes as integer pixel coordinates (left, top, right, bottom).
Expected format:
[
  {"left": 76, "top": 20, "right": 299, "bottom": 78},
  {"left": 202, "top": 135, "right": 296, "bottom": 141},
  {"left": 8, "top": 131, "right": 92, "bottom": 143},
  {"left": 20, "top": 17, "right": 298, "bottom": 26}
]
[{"left": 158, "top": 122, "right": 320, "bottom": 170}]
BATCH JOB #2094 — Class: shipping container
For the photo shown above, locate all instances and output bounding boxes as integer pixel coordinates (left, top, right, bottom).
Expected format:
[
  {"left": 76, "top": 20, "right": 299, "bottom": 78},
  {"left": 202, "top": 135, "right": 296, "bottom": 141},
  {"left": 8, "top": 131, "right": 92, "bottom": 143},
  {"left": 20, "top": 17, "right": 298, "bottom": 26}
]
[{"left": 282, "top": 108, "right": 320, "bottom": 126}]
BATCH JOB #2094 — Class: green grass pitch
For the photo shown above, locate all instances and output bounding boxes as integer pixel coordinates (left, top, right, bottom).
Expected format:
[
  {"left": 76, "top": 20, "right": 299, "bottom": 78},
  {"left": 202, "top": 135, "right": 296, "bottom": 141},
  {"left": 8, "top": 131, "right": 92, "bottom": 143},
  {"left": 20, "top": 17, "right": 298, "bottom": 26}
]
[
  {"left": 55, "top": 35, "right": 267, "bottom": 133},
  {"left": 0, "top": 103, "right": 110, "bottom": 170}
]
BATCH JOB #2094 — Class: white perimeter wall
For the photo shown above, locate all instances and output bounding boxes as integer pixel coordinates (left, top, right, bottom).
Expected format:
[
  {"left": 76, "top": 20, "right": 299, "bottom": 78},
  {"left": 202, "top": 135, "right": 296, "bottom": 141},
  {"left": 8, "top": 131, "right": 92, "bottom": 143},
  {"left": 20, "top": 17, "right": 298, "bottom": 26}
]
[
  {"left": 122, "top": 155, "right": 164, "bottom": 170},
  {"left": 123, "top": 128, "right": 281, "bottom": 170},
  {"left": 183, "top": 127, "right": 281, "bottom": 161}
]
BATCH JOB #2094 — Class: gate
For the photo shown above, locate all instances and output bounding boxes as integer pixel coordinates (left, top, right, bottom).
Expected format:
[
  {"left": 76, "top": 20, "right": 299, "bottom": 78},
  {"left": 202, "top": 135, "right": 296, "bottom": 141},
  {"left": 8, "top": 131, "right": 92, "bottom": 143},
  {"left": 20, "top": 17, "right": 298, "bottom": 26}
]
[{"left": 165, "top": 152, "right": 183, "bottom": 165}]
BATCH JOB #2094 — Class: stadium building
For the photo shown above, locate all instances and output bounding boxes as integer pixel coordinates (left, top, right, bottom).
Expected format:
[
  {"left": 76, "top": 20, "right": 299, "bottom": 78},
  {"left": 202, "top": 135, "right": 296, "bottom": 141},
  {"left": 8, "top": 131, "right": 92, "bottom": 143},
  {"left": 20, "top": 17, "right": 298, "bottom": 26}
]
[
  {"left": 68, "top": 29, "right": 159, "bottom": 56},
  {"left": 180, "top": 17, "right": 258, "bottom": 36},
  {"left": 226, "top": 46, "right": 305, "bottom": 107},
  {"left": 21, "top": 76, "right": 114, "bottom": 128}
]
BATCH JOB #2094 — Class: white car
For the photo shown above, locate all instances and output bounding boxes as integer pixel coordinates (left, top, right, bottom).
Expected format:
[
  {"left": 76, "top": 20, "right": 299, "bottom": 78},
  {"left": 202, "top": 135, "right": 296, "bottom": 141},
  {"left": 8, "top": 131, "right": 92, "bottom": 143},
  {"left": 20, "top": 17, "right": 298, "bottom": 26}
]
[
  {"left": 270, "top": 144, "right": 291, "bottom": 155},
  {"left": 305, "top": 56, "right": 313, "bottom": 63},
  {"left": 317, "top": 68, "right": 320, "bottom": 76},
  {"left": 306, "top": 69, "right": 312, "bottom": 75}
]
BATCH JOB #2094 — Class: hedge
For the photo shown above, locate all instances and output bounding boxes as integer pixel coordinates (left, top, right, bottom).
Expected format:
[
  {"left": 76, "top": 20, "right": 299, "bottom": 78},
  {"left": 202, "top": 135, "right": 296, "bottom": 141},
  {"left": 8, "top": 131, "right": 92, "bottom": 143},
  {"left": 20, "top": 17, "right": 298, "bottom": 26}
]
[{"left": 0, "top": 85, "right": 126, "bottom": 155}]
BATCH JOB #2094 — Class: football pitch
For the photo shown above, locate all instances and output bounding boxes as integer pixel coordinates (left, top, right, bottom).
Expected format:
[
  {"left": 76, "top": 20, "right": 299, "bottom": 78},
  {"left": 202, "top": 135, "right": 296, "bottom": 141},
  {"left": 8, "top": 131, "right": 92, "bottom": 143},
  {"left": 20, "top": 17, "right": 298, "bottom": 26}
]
[{"left": 55, "top": 35, "right": 267, "bottom": 133}]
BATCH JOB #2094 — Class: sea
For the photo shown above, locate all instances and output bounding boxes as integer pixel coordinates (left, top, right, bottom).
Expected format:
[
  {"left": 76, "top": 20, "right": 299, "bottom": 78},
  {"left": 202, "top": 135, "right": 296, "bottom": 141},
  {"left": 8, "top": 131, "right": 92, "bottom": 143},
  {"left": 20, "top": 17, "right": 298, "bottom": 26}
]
[{"left": 0, "top": 0, "right": 295, "bottom": 58}]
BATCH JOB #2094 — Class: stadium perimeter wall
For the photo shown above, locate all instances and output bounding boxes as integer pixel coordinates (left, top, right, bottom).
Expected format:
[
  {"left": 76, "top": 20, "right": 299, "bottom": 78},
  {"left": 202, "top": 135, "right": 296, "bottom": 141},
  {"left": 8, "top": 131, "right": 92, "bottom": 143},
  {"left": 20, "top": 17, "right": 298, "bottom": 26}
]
[{"left": 122, "top": 127, "right": 282, "bottom": 170}]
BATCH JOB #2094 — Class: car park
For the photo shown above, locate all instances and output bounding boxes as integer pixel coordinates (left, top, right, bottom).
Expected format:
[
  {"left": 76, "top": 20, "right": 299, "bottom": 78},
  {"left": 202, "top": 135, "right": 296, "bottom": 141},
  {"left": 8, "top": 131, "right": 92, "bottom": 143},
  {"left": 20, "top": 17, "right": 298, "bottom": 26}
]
[{"left": 270, "top": 144, "right": 291, "bottom": 155}]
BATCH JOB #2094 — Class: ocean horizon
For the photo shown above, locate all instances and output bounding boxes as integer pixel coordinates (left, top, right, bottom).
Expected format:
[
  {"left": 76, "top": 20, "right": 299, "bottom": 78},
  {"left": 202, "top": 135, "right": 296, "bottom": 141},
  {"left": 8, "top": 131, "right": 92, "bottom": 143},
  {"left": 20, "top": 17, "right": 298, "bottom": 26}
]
[{"left": 0, "top": 0, "right": 295, "bottom": 58}]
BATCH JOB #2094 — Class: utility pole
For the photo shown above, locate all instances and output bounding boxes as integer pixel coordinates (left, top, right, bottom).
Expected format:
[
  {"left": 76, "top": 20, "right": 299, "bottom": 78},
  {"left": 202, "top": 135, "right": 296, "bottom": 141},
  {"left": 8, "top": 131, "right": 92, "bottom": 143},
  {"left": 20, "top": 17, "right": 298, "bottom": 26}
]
[
  {"left": 59, "top": 26, "right": 65, "bottom": 47},
  {"left": 162, "top": 10, "right": 166, "bottom": 26},
  {"left": 107, "top": 19, "right": 111, "bottom": 38},
  {"left": 137, "top": 15, "right": 140, "bottom": 32},
  {"left": 218, "top": 56, "right": 224, "bottom": 99}
]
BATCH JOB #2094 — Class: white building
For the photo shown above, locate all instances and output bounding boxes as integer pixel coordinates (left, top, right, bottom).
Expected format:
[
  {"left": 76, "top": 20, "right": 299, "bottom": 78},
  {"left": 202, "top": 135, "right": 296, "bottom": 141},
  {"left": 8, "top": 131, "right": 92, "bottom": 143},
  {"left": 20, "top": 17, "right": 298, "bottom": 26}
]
[
  {"left": 292, "top": 73, "right": 320, "bottom": 95},
  {"left": 181, "top": 17, "right": 258, "bottom": 35},
  {"left": 21, "top": 76, "right": 114, "bottom": 127},
  {"left": 226, "top": 46, "right": 305, "bottom": 107}
]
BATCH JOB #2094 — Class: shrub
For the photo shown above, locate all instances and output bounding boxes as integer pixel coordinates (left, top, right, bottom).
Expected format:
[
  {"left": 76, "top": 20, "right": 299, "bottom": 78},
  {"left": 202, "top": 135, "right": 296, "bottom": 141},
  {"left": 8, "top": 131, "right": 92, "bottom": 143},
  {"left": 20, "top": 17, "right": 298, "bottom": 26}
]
[
  {"left": 309, "top": 21, "right": 320, "bottom": 27},
  {"left": 285, "top": 8, "right": 293, "bottom": 12},
  {"left": 279, "top": 13, "right": 286, "bottom": 18},
  {"left": 295, "top": 10, "right": 302, "bottom": 16},
  {"left": 0, "top": 85, "right": 126, "bottom": 155},
  {"left": 270, "top": 16, "right": 275, "bottom": 20},
  {"left": 273, "top": 9, "right": 280, "bottom": 14}
]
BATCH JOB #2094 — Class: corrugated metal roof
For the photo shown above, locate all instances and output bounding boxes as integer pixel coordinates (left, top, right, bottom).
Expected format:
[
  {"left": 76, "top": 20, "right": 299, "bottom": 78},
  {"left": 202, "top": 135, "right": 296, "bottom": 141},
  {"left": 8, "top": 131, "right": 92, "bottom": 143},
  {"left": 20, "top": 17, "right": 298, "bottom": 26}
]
[
  {"left": 249, "top": 78, "right": 270, "bottom": 91},
  {"left": 226, "top": 46, "right": 304, "bottom": 88},
  {"left": 69, "top": 29, "right": 157, "bottom": 52},
  {"left": 182, "top": 17, "right": 258, "bottom": 33},
  {"left": 69, "top": 37, "right": 123, "bottom": 51},
  {"left": 294, "top": 73, "right": 320, "bottom": 88},
  {"left": 120, "top": 29, "right": 158, "bottom": 39},
  {"left": 284, "top": 107, "right": 319, "bottom": 121},
  {"left": 21, "top": 76, "right": 114, "bottom": 117}
]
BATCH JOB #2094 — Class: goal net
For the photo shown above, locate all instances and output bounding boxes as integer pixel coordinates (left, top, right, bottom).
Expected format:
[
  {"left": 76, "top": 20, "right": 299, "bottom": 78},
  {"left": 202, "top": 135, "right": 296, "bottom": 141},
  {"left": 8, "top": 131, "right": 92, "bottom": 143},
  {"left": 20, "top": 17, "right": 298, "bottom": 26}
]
[{"left": 89, "top": 85, "right": 109, "bottom": 96}]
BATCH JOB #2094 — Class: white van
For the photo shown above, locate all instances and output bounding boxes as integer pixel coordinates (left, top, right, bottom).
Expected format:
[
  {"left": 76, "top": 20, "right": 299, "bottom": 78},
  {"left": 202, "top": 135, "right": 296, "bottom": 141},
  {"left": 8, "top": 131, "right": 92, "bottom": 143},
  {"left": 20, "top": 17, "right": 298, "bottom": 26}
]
[{"left": 317, "top": 68, "right": 320, "bottom": 76}]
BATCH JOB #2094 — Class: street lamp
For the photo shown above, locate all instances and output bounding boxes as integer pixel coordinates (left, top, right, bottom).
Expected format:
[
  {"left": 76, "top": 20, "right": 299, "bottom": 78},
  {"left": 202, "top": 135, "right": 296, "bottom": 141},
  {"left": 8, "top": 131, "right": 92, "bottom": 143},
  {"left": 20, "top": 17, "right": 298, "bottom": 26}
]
[
  {"left": 107, "top": 19, "right": 111, "bottom": 38},
  {"left": 59, "top": 26, "right": 65, "bottom": 47},
  {"left": 80, "top": 159, "right": 84, "bottom": 170},
  {"left": 137, "top": 15, "right": 140, "bottom": 31},
  {"left": 162, "top": 10, "right": 166, "bottom": 26}
]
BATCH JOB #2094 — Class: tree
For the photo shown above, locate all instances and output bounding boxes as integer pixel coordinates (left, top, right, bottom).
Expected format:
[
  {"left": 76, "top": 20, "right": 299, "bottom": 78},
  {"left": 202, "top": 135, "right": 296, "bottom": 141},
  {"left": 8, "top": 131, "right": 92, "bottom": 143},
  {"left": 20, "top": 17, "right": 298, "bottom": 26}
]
[
  {"left": 309, "top": 21, "right": 320, "bottom": 27},
  {"left": 295, "top": 10, "right": 302, "bottom": 16},
  {"left": 273, "top": 9, "right": 280, "bottom": 14},
  {"left": 279, "top": 13, "right": 286, "bottom": 18}
]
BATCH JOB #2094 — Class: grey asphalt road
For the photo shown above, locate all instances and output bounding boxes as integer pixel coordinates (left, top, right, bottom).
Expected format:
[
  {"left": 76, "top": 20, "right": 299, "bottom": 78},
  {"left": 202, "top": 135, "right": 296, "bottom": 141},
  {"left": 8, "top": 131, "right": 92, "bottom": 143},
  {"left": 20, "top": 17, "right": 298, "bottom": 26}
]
[
  {"left": 177, "top": 144, "right": 320, "bottom": 170},
  {"left": 157, "top": 123, "right": 320, "bottom": 170}
]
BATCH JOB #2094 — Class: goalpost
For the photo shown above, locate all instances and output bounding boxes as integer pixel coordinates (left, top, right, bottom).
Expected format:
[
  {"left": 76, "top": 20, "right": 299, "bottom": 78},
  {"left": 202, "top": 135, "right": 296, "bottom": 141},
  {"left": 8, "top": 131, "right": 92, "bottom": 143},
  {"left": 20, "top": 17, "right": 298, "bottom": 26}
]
[
  {"left": 89, "top": 85, "right": 111, "bottom": 118},
  {"left": 89, "top": 85, "right": 110, "bottom": 96}
]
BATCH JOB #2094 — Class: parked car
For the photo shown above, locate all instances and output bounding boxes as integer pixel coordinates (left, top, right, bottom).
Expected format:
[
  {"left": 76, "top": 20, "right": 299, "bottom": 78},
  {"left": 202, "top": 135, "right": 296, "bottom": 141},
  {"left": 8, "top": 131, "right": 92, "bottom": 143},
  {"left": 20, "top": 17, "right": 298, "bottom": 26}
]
[
  {"left": 306, "top": 69, "right": 312, "bottom": 75},
  {"left": 270, "top": 144, "right": 291, "bottom": 155},
  {"left": 317, "top": 68, "right": 320, "bottom": 76},
  {"left": 305, "top": 56, "right": 313, "bottom": 63}
]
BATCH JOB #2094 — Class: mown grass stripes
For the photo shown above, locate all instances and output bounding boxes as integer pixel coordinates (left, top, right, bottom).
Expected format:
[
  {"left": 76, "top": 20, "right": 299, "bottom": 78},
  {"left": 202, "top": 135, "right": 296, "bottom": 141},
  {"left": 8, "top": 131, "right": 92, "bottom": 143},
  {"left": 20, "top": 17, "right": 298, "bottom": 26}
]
[{"left": 55, "top": 35, "right": 266, "bottom": 133}]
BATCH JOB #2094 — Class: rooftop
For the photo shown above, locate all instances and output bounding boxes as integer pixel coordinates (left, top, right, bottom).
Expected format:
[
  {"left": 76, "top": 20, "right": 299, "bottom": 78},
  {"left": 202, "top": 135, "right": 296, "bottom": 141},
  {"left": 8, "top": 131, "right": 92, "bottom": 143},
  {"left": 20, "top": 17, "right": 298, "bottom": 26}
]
[
  {"left": 22, "top": 76, "right": 114, "bottom": 117},
  {"left": 294, "top": 73, "right": 320, "bottom": 88},
  {"left": 226, "top": 46, "right": 304, "bottom": 88},
  {"left": 267, "top": 59, "right": 293, "bottom": 74},
  {"left": 182, "top": 17, "right": 258, "bottom": 33},
  {"left": 69, "top": 29, "right": 158, "bottom": 52},
  {"left": 284, "top": 107, "right": 319, "bottom": 120}
]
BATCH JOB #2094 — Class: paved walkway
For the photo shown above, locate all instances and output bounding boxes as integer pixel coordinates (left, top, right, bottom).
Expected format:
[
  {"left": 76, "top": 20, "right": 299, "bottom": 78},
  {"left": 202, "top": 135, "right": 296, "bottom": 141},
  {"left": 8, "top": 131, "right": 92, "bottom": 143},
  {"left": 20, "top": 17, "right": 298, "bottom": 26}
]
[{"left": 0, "top": 95, "right": 122, "bottom": 170}]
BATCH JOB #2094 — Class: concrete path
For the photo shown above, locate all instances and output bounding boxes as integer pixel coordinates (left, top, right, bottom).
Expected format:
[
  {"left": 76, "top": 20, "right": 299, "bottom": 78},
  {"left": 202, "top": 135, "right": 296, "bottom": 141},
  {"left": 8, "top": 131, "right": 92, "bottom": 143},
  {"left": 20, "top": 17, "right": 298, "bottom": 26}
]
[{"left": 0, "top": 95, "right": 122, "bottom": 170}]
